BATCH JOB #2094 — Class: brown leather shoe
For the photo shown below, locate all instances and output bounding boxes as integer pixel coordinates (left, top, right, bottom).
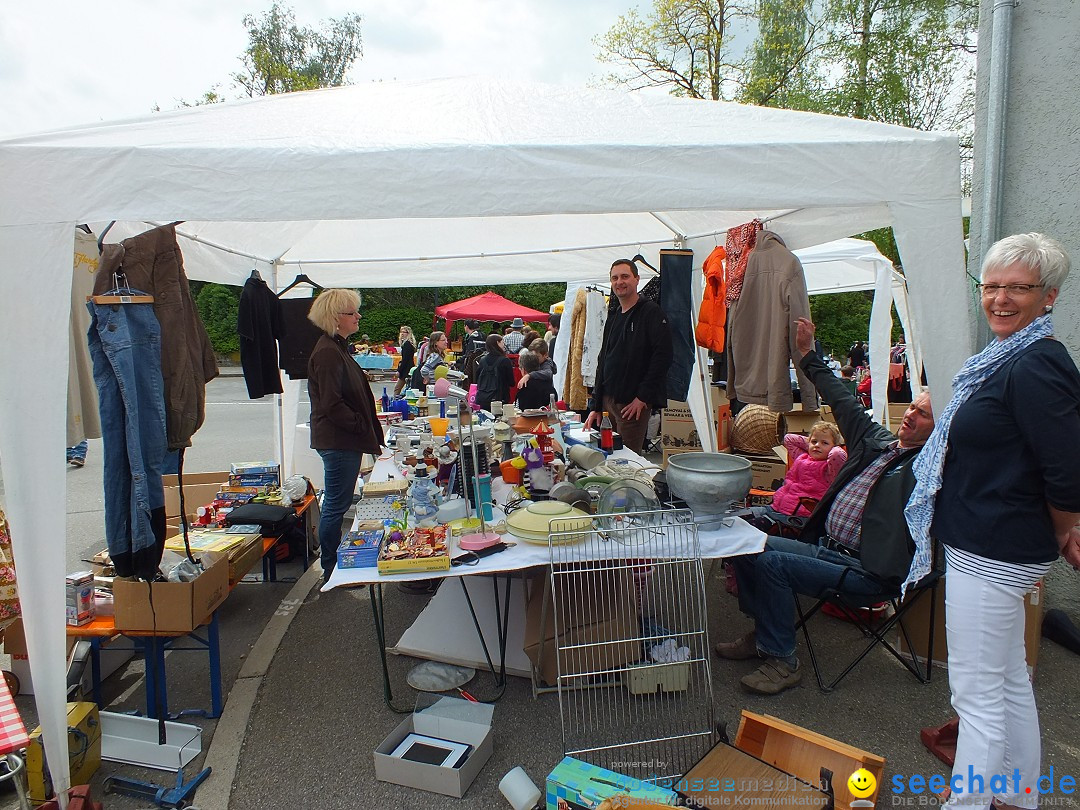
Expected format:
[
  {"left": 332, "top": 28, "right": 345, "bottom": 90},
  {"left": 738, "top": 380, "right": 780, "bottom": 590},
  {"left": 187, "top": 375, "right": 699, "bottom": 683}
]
[
  {"left": 714, "top": 630, "right": 758, "bottom": 660},
  {"left": 740, "top": 657, "right": 802, "bottom": 695}
]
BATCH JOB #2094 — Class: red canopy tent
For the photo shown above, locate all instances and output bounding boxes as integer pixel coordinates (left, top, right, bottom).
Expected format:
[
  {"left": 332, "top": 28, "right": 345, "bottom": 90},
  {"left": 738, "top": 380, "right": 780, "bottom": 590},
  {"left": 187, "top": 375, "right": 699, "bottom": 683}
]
[{"left": 434, "top": 291, "right": 549, "bottom": 334}]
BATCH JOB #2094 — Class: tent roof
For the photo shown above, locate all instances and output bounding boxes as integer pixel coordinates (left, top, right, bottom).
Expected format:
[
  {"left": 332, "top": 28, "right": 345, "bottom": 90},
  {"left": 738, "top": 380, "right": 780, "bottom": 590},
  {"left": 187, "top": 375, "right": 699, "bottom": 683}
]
[
  {"left": 0, "top": 78, "right": 972, "bottom": 795},
  {"left": 434, "top": 291, "right": 548, "bottom": 327},
  {"left": 798, "top": 237, "right": 895, "bottom": 294}
]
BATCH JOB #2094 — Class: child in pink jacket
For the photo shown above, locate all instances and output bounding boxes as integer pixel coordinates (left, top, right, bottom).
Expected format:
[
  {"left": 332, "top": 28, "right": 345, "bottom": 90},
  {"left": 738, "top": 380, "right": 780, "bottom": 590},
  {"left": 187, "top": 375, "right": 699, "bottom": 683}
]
[{"left": 771, "top": 421, "right": 846, "bottom": 516}]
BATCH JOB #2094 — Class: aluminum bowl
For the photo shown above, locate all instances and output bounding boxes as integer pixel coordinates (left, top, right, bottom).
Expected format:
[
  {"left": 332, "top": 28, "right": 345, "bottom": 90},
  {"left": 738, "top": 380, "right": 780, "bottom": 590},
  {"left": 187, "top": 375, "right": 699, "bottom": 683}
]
[{"left": 665, "top": 452, "right": 753, "bottom": 529}]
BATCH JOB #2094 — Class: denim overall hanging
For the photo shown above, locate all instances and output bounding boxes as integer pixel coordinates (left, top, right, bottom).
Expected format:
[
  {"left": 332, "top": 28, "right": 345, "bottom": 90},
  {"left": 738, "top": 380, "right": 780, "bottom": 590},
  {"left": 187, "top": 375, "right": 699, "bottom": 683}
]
[{"left": 87, "top": 298, "right": 168, "bottom": 579}]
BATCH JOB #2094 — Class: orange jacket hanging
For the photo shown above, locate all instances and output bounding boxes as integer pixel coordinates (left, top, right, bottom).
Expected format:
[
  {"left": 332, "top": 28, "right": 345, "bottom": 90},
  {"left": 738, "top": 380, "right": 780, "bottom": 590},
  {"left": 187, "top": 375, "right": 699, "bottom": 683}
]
[{"left": 695, "top": 245, "right": 727, "bottom": 353}]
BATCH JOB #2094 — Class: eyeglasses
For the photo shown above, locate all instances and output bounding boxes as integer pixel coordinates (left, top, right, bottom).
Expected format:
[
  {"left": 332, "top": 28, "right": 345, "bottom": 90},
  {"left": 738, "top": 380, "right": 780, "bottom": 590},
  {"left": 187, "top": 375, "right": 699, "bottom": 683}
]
[
  {"left": 977, "top": 283, "right": 1041, "bottom": 296},
  {"left": 338, "top": 311, "right": 362, "bottom": 317}
]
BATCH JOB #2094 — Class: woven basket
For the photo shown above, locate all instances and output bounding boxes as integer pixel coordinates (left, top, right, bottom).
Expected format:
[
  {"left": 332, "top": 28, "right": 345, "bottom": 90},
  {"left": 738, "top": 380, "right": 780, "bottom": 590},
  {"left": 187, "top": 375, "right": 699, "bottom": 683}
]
[{"left": 731, "top": 404, "right": 787, "bottom": 454}]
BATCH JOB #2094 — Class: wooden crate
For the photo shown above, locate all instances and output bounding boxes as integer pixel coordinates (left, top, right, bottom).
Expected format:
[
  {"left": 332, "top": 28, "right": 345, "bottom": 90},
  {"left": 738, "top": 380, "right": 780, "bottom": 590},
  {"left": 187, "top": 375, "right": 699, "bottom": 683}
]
[{"left": 735, "top": 710, "right": 885, "bottom": 810}]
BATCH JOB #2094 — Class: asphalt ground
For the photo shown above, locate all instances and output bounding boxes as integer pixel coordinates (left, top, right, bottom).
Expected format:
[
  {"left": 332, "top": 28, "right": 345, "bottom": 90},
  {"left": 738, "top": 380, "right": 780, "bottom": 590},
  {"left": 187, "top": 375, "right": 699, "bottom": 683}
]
[{"left": 2, "top": 373, "right": 1079, "bottom": 809}]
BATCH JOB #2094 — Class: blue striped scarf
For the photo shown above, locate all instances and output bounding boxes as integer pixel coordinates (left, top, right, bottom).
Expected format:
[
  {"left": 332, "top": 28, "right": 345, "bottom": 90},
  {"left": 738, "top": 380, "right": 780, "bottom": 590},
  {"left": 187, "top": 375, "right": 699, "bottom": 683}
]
[{"left": 903, "top": 314, "right": 1054, "bottom": 592}]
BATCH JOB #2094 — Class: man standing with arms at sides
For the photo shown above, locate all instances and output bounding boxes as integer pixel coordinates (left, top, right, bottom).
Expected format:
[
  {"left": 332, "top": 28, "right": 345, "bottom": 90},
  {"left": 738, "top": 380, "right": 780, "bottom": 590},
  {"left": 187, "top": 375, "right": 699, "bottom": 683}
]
[{"left": 585, "top": 259, "right": 672, "bottom": 454}]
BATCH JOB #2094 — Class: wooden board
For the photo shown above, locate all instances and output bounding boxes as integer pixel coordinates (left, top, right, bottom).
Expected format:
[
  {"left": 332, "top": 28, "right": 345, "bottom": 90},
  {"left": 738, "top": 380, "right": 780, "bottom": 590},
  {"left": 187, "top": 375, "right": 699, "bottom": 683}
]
[{"left": 736, "top": 711, "right": 885, "bottom": 810}]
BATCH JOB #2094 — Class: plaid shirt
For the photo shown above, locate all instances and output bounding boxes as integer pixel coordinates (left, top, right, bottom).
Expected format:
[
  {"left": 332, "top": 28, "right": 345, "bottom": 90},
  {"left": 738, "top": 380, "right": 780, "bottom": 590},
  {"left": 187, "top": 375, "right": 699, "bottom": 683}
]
[{"left": 825, "top": 442, "right": 904, "bottom": 551}]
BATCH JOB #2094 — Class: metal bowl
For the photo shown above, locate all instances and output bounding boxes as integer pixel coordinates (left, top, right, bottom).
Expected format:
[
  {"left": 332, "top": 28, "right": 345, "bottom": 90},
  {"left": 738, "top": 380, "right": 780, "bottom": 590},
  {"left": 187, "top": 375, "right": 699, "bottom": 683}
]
[{"left": 665, "top": 452, "right": 753, "bottom": 529}]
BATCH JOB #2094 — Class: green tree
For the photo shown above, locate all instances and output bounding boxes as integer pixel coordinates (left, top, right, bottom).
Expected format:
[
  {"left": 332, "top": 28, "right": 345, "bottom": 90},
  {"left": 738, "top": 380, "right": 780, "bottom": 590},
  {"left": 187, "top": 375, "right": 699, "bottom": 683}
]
[
  {"left": 809, "top": 291, "right": 873, "bottom": 357},
  {"left": 739, "top": 0, "right": 821, "bottom": 108},
  {"left": 196, "top": 283, "right": 242, "bottom": 356},
  {"left": 595, "top": 0, "right": 752, "bottom": 100},
  {"left": 233, "top": 2, "right": 363, "bottom": 97},
  {"left": 817, "top": 0, "right": 975, "bottom": 132}
]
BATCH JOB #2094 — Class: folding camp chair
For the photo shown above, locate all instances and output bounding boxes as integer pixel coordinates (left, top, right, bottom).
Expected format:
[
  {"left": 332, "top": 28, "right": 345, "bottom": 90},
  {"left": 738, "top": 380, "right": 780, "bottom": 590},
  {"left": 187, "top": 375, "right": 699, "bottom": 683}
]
[{"left": 794, "top": 562, "right": 943, "bottom": 693}]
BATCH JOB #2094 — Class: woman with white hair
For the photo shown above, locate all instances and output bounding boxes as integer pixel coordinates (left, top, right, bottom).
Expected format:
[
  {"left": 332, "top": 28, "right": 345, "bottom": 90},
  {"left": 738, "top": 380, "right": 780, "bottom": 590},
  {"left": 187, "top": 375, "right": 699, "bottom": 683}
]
[
  {"left": 307, "top": 289, "right": 384, "bottom": 584},
  {"left": 906, "top": 233, "right": 1080, "bottom": 809}
]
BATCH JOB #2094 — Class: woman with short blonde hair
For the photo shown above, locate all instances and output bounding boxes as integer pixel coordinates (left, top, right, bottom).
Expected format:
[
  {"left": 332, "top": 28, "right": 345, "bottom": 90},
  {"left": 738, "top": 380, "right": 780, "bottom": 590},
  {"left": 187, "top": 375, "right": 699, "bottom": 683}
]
[{"left": 306, "top": 289, "right": 383, "bottom": 585}]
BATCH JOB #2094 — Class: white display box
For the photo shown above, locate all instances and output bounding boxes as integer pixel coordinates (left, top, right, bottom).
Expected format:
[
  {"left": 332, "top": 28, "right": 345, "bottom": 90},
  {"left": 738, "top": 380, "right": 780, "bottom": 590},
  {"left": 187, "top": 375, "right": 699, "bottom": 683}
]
[
  {"left": 373, "top": 695, "right": 494, "bottom": 798},
  {"left": 99, "top": 711, "right": 202, "bottom": 771}
]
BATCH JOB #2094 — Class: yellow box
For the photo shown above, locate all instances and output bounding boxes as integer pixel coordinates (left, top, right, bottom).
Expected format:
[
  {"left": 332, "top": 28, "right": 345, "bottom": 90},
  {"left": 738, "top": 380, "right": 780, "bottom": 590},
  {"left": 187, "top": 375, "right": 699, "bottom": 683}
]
[
  {"left": 377, "top": 553, "right": 450, "bottom": 575},
  {"left": 26, "top": 702, "right": 101, "bottom": 802}
]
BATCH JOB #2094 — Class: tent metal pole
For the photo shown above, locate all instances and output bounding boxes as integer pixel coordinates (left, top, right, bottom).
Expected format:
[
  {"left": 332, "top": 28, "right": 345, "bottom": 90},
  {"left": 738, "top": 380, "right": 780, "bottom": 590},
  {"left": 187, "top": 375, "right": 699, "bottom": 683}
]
[{"left": 272, "top": 261, "right": 286, "bottom": 475}]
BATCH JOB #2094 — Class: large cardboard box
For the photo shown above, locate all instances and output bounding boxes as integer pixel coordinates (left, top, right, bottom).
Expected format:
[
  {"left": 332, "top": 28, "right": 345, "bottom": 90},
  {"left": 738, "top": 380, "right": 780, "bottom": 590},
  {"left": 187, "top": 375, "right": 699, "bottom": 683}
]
[
  {"left": 735, "top": 711, "right": 885, "bottom": 810},
  {"left": 524, "top": 568, "right": 641, "bottom": 686},
  {"left": 898, "top": 578, "right": 1044, "bottom": 675},
  {"left": 661, "top": 400, "right": 701, "bottom": 450},
  {"left": 113, "top": 552, "right": 229, "bottom": 633},
  {"left": 783, "top": 405, "right": 824, "bottom": 436},
  {"left": 26, "top": 702, "right": 101, "bottom": 802},
  {"left": 374, "top": 695, "right": 494, "bottom": 798},
  {"left": 735, "top": 448, "right": 788, "bottom": 490},
  {"left": 163, "top": 471, "right": 229, "bottom": 519},
  {"left": 227, "top": 534, "right": 265, "bottom": 583}
]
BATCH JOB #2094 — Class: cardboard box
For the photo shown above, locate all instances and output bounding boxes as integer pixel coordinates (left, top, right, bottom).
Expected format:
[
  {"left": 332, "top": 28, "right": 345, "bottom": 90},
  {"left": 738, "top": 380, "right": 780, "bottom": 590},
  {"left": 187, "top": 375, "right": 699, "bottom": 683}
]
[
  {"left": 735, "top": 711, "right": 885, "bottom": 810},
  {"left": 523, "top": 568, "right": 641, "bottom": 686},
  {"left": 716, "top": 403, "right": 732, "bottom": 451},
  {"left": 26, "top": 702, "right": 101, "bottom": 802},
  {"left": 886, "top": 402, "right": 911, "bottom": 431},
  {"left": 113, "top": 552, "right": 229, "bottom": 633},
  {"left": 661, "top": 400, "right": 701, "bottom": 450},
  {"left": 783, "top": 405, "right": 824, "bottom": 436},
  {"left": 66, "top": 570, "right": 95, "bottom": 626},
  {"left": 547, "top": 756, "right": 679, "bottom": 808},
  {"left": 163, "top": 471, "right": 229, "bottom": 519},
  {"left": 164, "top": 530, "right": 262, "bottom": 583},
  {"left": 898, "top": 578, "right": 1044, "bottom": 675},
  {"left": 228, "top": 534, "right": 265, "bottom": 583},
  {"left": 374, "top": 695, "right": 493, "bottom": 798},
  {"left": 735, "top": 449, "right": 788, "bottom": 490}
]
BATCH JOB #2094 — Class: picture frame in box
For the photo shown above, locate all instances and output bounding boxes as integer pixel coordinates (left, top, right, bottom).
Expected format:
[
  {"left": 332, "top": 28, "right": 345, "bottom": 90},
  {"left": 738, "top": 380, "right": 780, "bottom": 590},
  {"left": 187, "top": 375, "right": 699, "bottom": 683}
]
[{"left": 373, "top": 695, "right": 494, "bottom": 798}]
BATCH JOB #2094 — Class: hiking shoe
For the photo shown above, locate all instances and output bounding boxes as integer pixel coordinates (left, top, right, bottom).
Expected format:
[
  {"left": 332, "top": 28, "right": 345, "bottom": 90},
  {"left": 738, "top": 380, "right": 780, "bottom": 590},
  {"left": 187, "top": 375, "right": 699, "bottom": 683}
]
[
  {"left": 740, "top": 657, "right": 802, "bottom": 695},
  {"left": 714, "top": 630, "right": 758, "bottom": 660}
]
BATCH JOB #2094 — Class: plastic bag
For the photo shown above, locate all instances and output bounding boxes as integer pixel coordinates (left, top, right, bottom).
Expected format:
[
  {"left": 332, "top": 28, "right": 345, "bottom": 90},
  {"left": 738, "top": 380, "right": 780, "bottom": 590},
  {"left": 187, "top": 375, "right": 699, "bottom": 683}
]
[{"left": 281, "top": 474, "right": 312, "bottom": 504}]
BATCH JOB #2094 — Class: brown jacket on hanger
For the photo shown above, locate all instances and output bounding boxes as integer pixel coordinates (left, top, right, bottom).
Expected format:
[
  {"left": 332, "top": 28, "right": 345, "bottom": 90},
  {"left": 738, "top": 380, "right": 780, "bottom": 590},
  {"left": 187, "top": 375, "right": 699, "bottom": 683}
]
[
  {"left": 725, "top": 231, "right": 816, "bottom": 412},
  {"left": 94, "top": 224, "right": 219, "bottom": 450}
]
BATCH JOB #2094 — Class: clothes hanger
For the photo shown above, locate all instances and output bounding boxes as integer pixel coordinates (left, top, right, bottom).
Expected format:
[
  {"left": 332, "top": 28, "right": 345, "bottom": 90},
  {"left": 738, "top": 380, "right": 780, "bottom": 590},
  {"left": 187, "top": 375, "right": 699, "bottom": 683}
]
[
  {"left": 631, "top": 253, "right": 660, "bottom": 274},
  {"left": 276, "top": 272, "right": 323, "bottom": 297},
  {"left": 76, "top": 224, "right": 93, "bottom": 235},
  {"left": 89, "top": 270, "right": 154, "bottom": 305},
  {"left": 249, "top": 267, "right": 263, "bottom": 281}
]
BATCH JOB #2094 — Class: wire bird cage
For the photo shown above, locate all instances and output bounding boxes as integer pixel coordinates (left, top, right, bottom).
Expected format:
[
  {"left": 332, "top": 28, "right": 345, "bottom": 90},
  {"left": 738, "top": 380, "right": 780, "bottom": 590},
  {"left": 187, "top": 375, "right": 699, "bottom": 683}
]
[{"left": 546, "top": 507, "right": 715, "bottom": 784}]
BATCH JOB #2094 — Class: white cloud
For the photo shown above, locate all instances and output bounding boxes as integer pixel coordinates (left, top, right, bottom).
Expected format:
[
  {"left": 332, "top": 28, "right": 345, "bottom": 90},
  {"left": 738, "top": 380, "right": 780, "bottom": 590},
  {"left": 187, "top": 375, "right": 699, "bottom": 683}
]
[{"left": 0, "top": 0, "right": 641, "bottom": 138}]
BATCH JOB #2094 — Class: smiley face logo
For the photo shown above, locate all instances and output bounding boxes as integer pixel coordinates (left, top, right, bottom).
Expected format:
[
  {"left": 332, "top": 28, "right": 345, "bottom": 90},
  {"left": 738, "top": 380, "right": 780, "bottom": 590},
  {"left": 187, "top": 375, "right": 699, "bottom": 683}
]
[{"left": 848, "top": 768, "right": 877, "bottom": 799}]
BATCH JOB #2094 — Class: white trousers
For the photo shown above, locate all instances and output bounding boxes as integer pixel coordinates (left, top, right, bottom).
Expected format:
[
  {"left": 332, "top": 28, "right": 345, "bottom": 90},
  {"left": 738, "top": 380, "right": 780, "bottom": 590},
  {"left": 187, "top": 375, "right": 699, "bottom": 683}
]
[{"left": 945, "top": 564, "right": 1040, "bottom": 809}]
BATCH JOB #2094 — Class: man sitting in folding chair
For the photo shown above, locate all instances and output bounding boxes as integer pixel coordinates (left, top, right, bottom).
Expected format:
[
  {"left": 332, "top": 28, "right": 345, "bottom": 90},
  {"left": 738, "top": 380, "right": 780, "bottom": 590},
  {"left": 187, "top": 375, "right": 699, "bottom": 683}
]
[{"left": 715, "top": 316, "right": 936, "bottom": 695}]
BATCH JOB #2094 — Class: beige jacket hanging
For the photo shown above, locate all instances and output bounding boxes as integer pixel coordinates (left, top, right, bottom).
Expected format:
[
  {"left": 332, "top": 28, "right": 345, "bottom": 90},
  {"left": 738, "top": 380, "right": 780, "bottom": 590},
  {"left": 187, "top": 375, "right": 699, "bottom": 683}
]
[{"left": 726, "top": 231, "right": 817, "bottom": 412}]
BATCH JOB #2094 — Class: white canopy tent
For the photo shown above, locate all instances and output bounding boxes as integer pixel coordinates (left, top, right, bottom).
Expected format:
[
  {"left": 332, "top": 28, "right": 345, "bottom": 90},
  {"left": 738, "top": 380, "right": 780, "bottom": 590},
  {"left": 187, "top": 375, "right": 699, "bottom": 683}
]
[{"left": 0, "top": 77, "right": 970, "bottom": 793}]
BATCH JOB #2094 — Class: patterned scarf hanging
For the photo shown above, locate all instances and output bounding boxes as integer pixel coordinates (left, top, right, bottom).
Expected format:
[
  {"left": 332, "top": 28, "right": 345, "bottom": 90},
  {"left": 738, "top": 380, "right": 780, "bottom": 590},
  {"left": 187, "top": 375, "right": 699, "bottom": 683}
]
[{"left": 724, "top": 219, "right": 763, "bottom": 305}]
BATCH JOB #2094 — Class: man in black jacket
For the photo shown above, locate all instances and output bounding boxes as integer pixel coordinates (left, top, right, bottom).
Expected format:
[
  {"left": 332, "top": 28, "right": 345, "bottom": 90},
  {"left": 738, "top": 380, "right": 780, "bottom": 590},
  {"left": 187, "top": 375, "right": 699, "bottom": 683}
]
[
  {"left": 716, "top": 317, "right": 935, "bottom": 695},
  {"left": 585, "top": 258, "right": 672, "bottom": 453}
]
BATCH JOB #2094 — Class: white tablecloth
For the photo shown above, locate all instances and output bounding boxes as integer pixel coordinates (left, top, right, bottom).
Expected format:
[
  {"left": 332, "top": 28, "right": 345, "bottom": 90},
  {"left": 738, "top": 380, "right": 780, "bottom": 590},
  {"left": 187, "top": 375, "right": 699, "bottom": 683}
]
[{"left": 323, "top": 450, "right": 766, "bottom": 590}]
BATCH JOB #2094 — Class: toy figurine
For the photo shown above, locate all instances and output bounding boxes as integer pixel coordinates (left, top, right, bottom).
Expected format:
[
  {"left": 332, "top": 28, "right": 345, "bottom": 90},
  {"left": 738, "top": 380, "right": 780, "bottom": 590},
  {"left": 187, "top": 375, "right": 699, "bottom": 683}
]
[{"left": 407, "top": 464, "right": 443, "bottom": 526}]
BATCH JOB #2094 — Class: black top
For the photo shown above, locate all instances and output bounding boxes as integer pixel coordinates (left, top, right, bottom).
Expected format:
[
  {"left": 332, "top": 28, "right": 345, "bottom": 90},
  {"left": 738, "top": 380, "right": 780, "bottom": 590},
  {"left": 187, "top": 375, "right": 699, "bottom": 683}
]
[
  {"left": 237, "top": 277, "right": 285, "bottom": 398},
  {"left": 474, "top": 352, "right": 514, "bottom": 411},
  {"left": 933, "top": 339, "right": 1080, "bottom": 564},
  {"left": 592, "top": 297, "right": 672, "bottom": 409},
  {"left": 798, "top": 350, "right": 923, "bottom": 584},
  {"left": 398, "top": 341, "right": 416, "bottom": 380},
  {"left": 278, "top": 298, "right": 326, "bottom": 380}
]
